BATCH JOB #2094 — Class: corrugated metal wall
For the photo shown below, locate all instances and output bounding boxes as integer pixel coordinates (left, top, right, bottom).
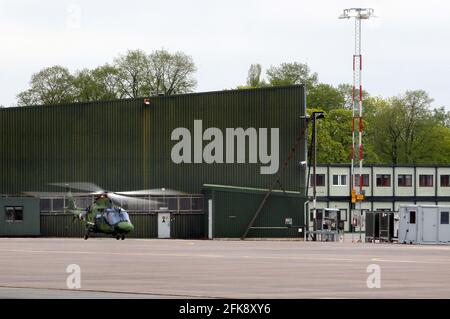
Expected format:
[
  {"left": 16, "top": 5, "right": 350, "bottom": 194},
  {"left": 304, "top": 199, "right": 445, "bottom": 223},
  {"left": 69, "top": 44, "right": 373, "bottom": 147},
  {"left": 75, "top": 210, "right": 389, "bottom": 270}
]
[
  {"left": 145, "top": 86, "right": 307, "bottom": 193},
  {"left": 170, "top": 213, "right": 206, "bottom": 239},
  {"left": 207, "top": 186, "right": 305, "bottom": 238},
  {"left": 40, "top": 212, "right": 206, "bottom": 239},
  {"left": 0, "top": 99, "right": 145, "bottom": 194},
  {"left": 0, "top": 86, "right": 306, "bottom": 195},
  {"left": 40, "top": 213, "right": 157, "bottom": 238}
]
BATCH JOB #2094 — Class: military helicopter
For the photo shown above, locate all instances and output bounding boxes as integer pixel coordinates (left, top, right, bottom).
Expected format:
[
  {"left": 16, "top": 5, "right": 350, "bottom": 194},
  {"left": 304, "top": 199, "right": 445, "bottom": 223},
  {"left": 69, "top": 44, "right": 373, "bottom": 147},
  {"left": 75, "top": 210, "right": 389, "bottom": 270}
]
[
  {"left": 66, "top": 190, "right": 134, "bottom": 240},
  {"left": 49, "top": 183, "right": 168, "bottom": 240}
]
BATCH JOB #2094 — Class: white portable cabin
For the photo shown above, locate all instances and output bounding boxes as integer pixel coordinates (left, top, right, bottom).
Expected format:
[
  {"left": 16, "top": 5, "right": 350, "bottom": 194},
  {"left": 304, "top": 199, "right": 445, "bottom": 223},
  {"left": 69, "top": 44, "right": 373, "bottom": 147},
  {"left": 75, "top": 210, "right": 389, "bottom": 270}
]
[{"left": 399, "top": 205, "right": 450, "bottom": 244}]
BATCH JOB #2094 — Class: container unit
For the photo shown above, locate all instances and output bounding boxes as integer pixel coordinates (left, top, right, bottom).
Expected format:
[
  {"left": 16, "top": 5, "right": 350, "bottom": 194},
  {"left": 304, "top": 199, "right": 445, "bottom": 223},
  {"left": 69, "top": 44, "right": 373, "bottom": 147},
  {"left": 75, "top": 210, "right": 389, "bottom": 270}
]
[
  {"left": 0, "top": 196, "right": 40, "bottom": 236},
  {"left": 399, "top": 205, "right": 450, "bottom": 244}
]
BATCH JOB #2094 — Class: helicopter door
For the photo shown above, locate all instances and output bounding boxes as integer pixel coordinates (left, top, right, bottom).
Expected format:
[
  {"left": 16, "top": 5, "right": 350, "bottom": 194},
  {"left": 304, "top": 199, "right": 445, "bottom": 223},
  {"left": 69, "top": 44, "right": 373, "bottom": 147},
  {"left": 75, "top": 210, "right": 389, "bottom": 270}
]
[{"left": 158, "top": 212, "right": 171, "bottom": 238}]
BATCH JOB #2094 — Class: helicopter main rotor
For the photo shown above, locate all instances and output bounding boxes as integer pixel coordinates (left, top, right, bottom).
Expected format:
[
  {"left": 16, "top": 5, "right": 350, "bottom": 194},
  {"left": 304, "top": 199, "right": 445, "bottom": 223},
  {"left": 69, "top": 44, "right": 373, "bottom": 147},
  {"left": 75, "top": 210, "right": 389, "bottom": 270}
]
[{"left": 48, "top": 182, "right": 170, "bottom": 208}]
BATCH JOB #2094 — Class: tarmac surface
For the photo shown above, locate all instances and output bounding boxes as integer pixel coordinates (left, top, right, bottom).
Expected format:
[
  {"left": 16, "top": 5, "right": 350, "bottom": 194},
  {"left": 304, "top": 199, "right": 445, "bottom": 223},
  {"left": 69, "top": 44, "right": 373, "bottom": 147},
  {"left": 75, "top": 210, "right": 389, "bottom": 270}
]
[{"left": 1, "top": 237, "right": 450, "bottom": 299}]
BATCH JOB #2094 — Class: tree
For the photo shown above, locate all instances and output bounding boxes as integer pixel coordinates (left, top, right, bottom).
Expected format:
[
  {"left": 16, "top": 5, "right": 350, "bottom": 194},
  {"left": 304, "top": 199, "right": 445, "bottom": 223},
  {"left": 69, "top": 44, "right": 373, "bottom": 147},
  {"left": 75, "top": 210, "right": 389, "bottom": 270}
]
[
  {"left": 114, "top": 49, "right": 151, "bottom": 98},
  {"left": 113, "top": 49, "right": 197, "bottom": 98},
  {"left": 247, "top": 64, "right": 263, "bottom": 87},
  {"left": 307, "top": 83, "right": 344, "bottom": 111},
  {"left": 399, "top": 90, "right": 433, "bottom": 163},
  {"left": 365, "top": 90, "right": 448, "bottom": 164},
  {"left": 147, "top": 49, "right": 197, "bottom": 95},
  {"left": 17, "top": 66, "right": 75, "bottom": 106},
  {"left": 367, "top": 99, "right": 405, "bottom": 164},
  {"left": 73, "top": 65, "right": 120, "bottom": 102},
  {"left": 431, "top": 107, "right": 450, "bottom": 127},
  {"left": 266, "top": 62, "right": 318, "bottom": 88}
]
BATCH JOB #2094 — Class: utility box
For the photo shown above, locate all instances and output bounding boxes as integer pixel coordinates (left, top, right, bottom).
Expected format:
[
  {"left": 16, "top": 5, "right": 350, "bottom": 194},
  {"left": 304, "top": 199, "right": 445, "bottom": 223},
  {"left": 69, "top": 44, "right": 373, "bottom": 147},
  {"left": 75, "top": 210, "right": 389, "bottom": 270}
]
[{"left": 399, "top": 205, "right": 450, "bottom": 244}]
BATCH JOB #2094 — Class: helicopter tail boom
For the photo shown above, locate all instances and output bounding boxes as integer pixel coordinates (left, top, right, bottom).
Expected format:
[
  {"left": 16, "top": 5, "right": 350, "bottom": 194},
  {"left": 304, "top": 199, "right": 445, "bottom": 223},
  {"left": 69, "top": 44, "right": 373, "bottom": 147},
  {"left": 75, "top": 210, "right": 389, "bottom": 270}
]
[{"left": 65, "top": 190, "right": 85, "bottom": 220}]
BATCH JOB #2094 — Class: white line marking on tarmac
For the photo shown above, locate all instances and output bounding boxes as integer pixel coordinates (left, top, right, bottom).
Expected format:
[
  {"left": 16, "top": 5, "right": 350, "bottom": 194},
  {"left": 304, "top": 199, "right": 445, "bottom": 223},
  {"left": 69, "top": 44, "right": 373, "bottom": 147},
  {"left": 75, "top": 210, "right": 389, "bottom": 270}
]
[
  {"left": 0, "top": 248, "right": 368, "bottom": 263},
  {"left": 371, "top": 258, "right": 450, "bottom": 264}
]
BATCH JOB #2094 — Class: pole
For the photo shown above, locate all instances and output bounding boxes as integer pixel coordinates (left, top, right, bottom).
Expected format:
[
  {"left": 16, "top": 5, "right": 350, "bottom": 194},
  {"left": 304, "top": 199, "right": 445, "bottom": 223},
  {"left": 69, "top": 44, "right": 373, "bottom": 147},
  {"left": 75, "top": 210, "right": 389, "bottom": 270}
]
[{"left": 312, "top": 113, "right": 317, "bottom": 223}]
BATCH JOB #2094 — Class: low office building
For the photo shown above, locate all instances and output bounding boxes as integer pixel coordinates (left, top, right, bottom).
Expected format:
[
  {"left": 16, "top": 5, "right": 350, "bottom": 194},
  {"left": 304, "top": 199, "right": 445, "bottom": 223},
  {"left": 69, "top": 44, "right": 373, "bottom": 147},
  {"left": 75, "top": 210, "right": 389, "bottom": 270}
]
[{"left": 308, "top": 164, "right": 450, "bottom": 231}]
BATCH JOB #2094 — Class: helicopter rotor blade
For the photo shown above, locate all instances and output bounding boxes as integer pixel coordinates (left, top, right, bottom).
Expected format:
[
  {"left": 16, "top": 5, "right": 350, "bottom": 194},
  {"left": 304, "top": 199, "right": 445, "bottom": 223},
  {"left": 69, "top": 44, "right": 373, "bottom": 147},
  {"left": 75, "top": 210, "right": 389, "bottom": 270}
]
[
  {"left": 49, "top": 182, "right": 105, "bottom": 193},
  {"left": 115, "top": 188, "right": 186, "bottom": 196},
  {"left": 107, "top": 192, "right": 160, "bottom": 208}
]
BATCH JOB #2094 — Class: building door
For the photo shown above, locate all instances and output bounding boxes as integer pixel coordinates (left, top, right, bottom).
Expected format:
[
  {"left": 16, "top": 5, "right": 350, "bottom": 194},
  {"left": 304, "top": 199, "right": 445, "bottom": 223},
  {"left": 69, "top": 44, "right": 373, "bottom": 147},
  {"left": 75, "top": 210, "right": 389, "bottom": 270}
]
[
  {"left": 438, "top": 209, "right": 450, "bottom": 242},
  {"left": 422, "top": 207, "right": 437, "bottom": 243},
  {"left": 402, "top": 208, "right": 417, "bottom": 243},
  {"left": 158, "top": 212, "right": 171, "bottom": 238}
]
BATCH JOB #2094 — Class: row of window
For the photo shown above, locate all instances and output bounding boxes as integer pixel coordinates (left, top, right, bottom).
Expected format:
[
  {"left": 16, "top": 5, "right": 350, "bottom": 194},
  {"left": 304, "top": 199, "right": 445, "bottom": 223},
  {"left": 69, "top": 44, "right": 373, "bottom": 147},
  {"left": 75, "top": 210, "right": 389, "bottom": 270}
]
[
  {"left": 40, "top": 196, "right": 205, "bottom": 212},
  {"left": 311, "top": 174, "right": 450, "bottom": 187}
]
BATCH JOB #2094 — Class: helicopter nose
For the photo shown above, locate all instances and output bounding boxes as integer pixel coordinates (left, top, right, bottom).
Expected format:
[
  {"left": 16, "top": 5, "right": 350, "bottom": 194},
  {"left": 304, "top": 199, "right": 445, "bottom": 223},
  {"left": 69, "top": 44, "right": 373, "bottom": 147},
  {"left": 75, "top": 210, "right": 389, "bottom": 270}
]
[{"left": 117, "top": 221, "right": 134, "bottom": 233}]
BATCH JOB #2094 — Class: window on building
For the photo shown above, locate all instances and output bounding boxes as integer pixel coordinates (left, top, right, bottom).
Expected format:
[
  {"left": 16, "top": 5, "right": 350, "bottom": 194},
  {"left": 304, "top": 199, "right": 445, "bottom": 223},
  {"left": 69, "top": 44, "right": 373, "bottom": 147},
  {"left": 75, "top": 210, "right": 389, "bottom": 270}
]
[
  {"left": 409, "top": 211, "right": 416, "bottom": 224},
  {"left": 179, "top": 198, "right": 191, "bottom": 211},
  {"left": 191, "top": 197, "right": 204, "bottom": 210},
  {"left": 355, "top": 174, "right": 370, "bottom": 187},
  {"left": 440, "top": 175, "right": 450, "bottom": 187},
  {"left": 376, "top": 174, "right": 391, "bottom": 187},
  {"left": 52, "top": 198, "right": 64, "bottom": 211},
  {"left": 332, "top": 174, "right": 347, "bottom": 186},
  {"left": 419, "top": 174, "right": 433, "bottom": 187},
  {"left": 5, "top": 206, "right": 23, "bottom": 222},
  {"left": 398, "top": 174, "right": 412, "bottom": 187},
  {"left": 40, "top": 199, "right": 51, "bottom": 212},
  {"left": 310, "top": 174, "right": 325, "bottom": 187},
  {"left": 339, "top": 209, "right": 347, "bottom": 221},
  {"left": 441, "top": 212, "right": 449, "bottom": 225}
]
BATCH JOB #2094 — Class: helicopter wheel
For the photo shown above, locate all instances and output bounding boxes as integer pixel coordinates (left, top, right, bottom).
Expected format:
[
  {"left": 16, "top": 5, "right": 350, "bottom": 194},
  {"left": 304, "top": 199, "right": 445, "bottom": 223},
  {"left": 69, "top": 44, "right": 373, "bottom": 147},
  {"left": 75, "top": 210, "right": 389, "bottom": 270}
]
[
  {"left": 116, "top": 235, "right": 121, "bottom": 240},
  {"left": 121, "top": 234, "right": 125, "bottom": 240},
  {"left": 84, "top": 234, "right": 89, "bottom": 240}
]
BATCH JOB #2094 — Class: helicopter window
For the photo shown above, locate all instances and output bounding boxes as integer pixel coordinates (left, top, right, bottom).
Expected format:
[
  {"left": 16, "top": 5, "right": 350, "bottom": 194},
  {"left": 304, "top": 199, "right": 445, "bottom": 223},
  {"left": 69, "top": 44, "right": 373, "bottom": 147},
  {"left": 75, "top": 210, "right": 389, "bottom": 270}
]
[{"left": 105, "top": 208, "right": 130, "bottom": 225}]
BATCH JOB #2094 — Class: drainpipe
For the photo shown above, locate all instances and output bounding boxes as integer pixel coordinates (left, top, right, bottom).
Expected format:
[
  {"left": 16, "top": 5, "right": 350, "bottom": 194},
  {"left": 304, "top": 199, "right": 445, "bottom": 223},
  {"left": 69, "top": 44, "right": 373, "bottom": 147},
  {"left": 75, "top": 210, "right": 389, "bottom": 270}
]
[{"left": 304, "top": 200, "right": 309, "bottom": 241}]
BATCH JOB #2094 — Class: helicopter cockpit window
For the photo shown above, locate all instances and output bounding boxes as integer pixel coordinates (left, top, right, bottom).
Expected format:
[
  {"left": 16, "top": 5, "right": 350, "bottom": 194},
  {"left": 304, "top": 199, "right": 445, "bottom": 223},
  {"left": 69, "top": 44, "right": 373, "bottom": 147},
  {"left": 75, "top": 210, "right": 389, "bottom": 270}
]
[{"left": 105, "top": 208, "right": 130, "bottom": 225}]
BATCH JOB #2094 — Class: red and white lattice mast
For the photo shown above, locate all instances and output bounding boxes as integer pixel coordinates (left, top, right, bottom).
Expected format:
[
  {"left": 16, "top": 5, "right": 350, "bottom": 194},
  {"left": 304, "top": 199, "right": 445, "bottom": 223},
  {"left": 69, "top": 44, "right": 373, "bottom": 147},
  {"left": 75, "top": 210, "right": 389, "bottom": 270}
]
[{"left": 339, "top": 8, "right": 374, "bottom": 212}]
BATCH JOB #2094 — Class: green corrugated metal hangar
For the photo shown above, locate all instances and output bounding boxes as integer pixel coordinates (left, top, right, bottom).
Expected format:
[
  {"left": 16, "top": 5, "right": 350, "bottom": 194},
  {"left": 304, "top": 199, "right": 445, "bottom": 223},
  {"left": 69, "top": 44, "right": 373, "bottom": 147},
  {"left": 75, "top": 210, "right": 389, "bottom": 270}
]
[{"left": 0, "top": 85, "right": 307, "bottom": 238}]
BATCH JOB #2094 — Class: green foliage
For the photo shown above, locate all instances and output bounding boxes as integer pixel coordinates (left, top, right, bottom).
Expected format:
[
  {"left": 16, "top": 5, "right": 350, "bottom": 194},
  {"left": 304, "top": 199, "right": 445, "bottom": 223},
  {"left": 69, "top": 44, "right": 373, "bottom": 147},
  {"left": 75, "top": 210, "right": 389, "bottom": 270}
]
[
  {"left": 114, "top": 49, "right": 150, "bottom": 98},
  {"left": 266, "top": 62, "right": 318, "bottom": 88},
  {"left": 73, "top": 65, "right": 120, "bottom": 102},
  {"left": 17, "top": 49, "right": 197, "bottom": 105},
  {"left": 307, "top": 83, "right": 345, "bottom": 111},
  {"left": 17, "top": 66, "right": 76, "bottom": 106},
  {"left": 147, "top": 49, "right": 197, "bottom": 95},
  {"left": 246, "top": 64, "right": 263, "bottom": 87}
]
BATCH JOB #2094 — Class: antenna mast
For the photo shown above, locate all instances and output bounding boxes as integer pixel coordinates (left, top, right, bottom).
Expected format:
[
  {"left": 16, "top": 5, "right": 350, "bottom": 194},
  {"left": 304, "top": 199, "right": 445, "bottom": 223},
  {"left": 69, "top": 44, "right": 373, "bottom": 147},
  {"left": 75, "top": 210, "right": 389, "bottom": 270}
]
[{"left": 339, "top": 8, "right": 374, "bottom": 234}]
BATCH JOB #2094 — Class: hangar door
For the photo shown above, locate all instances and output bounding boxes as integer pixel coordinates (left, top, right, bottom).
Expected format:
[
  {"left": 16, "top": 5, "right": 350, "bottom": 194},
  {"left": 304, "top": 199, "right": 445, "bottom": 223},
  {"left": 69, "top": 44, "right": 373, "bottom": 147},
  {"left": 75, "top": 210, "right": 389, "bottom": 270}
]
[{"left": 204, "top": 184, "right": 306, "bottom": 238}]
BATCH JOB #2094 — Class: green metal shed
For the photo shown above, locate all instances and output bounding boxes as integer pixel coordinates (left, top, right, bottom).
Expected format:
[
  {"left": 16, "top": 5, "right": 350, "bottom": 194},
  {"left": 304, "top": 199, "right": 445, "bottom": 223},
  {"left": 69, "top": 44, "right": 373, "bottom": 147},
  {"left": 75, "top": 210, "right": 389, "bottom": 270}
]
[
  {"left": 204, "top": 184, "right": 306, "bottom": 238},
  {"left": 0, "top": 196, "right": 40, "bottom": 236}
]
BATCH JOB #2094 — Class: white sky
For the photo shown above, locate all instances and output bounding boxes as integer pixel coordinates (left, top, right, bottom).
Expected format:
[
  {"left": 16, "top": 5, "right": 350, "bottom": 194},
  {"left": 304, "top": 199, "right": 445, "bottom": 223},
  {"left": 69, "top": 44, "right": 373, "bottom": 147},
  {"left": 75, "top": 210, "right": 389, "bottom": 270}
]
[{"left": 1, "top": 0, "right": 449, "bottom": 109}]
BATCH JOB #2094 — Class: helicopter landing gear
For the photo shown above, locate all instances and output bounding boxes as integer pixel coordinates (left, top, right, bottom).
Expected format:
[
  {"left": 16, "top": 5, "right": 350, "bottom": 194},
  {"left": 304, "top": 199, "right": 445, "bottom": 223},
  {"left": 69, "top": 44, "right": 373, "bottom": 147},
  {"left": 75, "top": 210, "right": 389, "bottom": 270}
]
[
  {"left": 121, "top": 234, "right": 125, "bottom": 240},
  {"left": 84, "top": 234, "right": 89, "bottom": 240},
  {"left": 115, "top": 234, "right": 121, "bottom": 240}
]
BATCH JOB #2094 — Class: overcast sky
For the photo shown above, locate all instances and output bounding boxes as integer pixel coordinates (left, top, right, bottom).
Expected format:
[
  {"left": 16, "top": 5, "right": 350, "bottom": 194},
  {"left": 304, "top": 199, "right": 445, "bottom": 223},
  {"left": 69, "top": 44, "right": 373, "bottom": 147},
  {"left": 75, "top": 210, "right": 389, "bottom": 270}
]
[{"left": 1, "top": 0, "right": 449, "bottom": 109}]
